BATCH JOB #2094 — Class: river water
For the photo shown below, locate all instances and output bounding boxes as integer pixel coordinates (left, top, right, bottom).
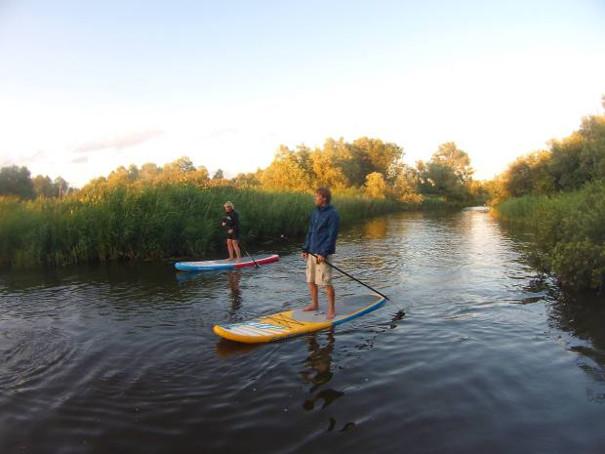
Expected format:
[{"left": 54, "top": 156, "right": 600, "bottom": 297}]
[{"left": 1, "top": 208, "right": 604, "bottom": 453}]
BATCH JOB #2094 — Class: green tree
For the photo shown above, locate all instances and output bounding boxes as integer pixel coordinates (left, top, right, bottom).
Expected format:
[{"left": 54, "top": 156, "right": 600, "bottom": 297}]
[
  {"left": 364, "top": 172, "right": 387, "bottom": 199},
  {"left": 418, "top": 161, "right": 464, "bottom": 199},
  {"left": 389, "top": 163, "right": 422, "bottom": 202},
  {"left": 310, "top": 148, "right": 348, "bottom": 189},
  {"left": 353, "top": 137, "right": 403, "bottom": 177},
  {"left": 192, "top": 166, "right": 210, "bottom": 185},
  {"left": 431, "top": 142, "right": 474, "bottom": 182},
  {"left": 294, "top": 144, "right": 314, "bottom": 178},
  {"left": 417, "top": 142, "right": 474, "bottom": 201},
  {"left": 0, "top": 165, "right": 34, "bottom": 198},
  {"left": 139, "top": 163, "right": 162, "bottom": 182},
  {"left": 260, "top": 145, "right": 312, "bottom": 191},
  {"left": 107, "top": 166, "right": 131, "bottom": 187},
  {"left": 162, "top": 157, "right": 209, "bottom": 185},
  {"left": 577, "top": 115, "right": 605, "bottom": 182},
  {"left": 547, "top": 115, "right": 605, "bottom": 191},
  {"left": 54, "top": 177, "right": 70, "bottom": 198},
  {"left": 549, "top": 133, "right": 585, "bottom": 191},
  {"left": 468, "top": 180, "right": 491, "bottom": 205},
  {"left": 127, "top": 164, "right": 139, "bottom": 182},
  {"left": 504, "top": 150, "right": 554, "bottom": 197},
  {"left": 32, "top": 175, "right": 55, "bottom": 198},
  {"left": 322, "top": 138, "right": 366, "bottom": 187},
  {"left": 232, "top": 172, "right": 261, "bottom": 188},
  {"left": 162, "top": 157, "right": 195, "bottom": 182},
  {"left": 168, "top": 156, "right": 196, "bottom": 173}
]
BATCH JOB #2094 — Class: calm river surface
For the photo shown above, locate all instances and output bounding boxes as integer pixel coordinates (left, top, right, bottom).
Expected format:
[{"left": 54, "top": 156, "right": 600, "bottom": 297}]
[{"left": 1, "top": 209, "right": 605, "bottom": 453}]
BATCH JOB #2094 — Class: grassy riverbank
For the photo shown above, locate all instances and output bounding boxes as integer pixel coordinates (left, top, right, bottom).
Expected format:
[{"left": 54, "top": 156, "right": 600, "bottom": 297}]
[
  {"left": 0, "top": 185, "right": 408, "bottom": 268},
  {"left": 496, "top": 180, "right": 605, "bottom": 292}
]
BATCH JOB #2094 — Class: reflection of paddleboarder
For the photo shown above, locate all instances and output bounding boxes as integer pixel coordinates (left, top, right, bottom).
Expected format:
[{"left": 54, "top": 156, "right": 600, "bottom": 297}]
[
  {"left": 301, "top": 331, "right": 335, "bottom": 390},
  {"left": 302, "top": 187, "right": 340, "bottom": 319},
  {"left": 221, "top": 201, "right": 241, "bottom": 260},
  {"left": 301, "top": 331, "right": 344, "bottom": 412},
  {"left": 228, "top": 270, "right": 242, "bottom": 315}
]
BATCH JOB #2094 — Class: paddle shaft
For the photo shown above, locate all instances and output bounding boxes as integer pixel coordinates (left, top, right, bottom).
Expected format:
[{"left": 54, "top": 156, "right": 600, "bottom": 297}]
[
  {"left": 241, "top": 244, "right": 259, "bottom": 268},
  {"left": 307, "top": 252, "right": 389, "bottom": 300}
]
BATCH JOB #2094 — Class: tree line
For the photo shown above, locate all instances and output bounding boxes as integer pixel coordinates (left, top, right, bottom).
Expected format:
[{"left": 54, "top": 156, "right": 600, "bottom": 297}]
[
  {"left": 496, "top": 114, "right": 605, "bottom": 200},
  {"left": 0, "top": 166, "right": 72, "bottom": 199},
  {"left": 256, "top": 138, "right": 485, "bottom": 204},
  {"left": 1, "top": 137, "right": 486, "bottom": 206},
  {"left": 495, "top": 98, "right": 605, "bottom": 293}
]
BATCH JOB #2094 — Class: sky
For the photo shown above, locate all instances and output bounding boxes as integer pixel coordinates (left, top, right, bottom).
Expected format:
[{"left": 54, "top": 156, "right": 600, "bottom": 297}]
[{"left": 0, "top": 0, "right": 604, "bottom": 187}]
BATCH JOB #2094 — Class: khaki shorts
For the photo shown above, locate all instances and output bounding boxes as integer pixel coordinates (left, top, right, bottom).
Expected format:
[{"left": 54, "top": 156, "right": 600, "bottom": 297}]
[{"left": 306, "top": 254, "right": 333, "bottom": 286}]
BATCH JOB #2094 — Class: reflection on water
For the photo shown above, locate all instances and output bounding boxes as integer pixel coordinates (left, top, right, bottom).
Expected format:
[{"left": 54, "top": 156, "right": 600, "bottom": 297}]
[
  {"left": 547, "top": 291, "right": 605, "bottom": 396},
  {"left": 301, "top": 331, "right": 337, "bottom": 395},
  {"left": 362, "top": 217, "right": 389, "bottom": 240},
  {"left": 214, "top": 339, "right": 261, "bottom": 357},
  {"left": 1, "top": 210, "right": 605, "bottom": 453},
  {"left": 553, "top": 294, "right": 605, "bottom": 354},
  {"left": 227, "top": 271, "right": 242, "bottom": 316},
  {"left": 500, "top": 219, "right": 605, "bottom": 378},
  {"left": 299, "top": 331, "right": 358, "bottom": 433}
]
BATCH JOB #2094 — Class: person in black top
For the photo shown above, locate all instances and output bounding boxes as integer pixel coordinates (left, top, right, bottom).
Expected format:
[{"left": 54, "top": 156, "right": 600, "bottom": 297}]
[{"left": 221, "top": 201, "right": 241, "bottom": 260}]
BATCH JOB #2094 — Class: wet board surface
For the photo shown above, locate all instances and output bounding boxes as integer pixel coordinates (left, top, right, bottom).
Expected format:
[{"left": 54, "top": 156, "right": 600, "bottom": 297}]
[
  {"left": 213, "top": 294, "right": 387, "bottom": 343},
  {"left": 175, "top": 254, "right": 279, "bottom": 271}
]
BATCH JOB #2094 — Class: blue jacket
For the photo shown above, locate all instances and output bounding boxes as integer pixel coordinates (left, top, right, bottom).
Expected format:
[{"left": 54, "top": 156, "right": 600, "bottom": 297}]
[{"left": 303, "top": 204, "right": 340, "bottom": 256}]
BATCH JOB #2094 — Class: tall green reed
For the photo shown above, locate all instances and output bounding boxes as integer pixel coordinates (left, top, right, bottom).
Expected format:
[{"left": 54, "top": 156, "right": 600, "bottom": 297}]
[{"left": 0, "top": 185, "right": 406, "bottom": 268}]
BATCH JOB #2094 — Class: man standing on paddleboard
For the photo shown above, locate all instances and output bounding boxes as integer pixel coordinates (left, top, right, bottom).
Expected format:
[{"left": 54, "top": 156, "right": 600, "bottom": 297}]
[
  {"left": 302, "top": 187, "right": 340, "bottom": 319},
  {"left": 221, "top": 201, "right": 241, "bottom": 260}
]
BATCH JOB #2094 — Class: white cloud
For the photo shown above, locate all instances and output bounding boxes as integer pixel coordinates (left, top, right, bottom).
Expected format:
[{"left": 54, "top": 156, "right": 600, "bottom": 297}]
[{"left": 74, "top": 129, "right": 164, "bottom": 154}]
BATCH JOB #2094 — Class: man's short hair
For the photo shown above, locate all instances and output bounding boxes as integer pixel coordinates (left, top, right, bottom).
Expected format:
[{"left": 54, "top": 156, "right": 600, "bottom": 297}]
[{"left": 316, "top": 187, "right": 331, "bottom": 204}]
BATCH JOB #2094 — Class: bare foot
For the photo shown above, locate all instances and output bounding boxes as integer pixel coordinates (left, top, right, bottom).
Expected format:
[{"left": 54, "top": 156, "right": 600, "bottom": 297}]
[
  {"left": 326, "top": 311, "right": 335, "bottom": 320},
  {"left": 303, "top": 304, "right": 319, "bottom": 312}
]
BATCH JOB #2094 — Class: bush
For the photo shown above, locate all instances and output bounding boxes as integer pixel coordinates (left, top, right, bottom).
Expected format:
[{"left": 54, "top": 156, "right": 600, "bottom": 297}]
[{"left": 496, "top": 181, "right": 605, "bottom": 292}]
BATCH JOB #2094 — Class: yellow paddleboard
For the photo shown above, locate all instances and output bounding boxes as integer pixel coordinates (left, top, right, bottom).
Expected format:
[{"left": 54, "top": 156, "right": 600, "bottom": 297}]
[{"left": 213, "top": 294, "right": 387, "bottom": 343}]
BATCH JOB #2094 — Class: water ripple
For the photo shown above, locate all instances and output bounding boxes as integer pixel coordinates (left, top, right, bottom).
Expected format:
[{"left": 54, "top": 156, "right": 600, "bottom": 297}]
[
  {"left": 1, "top": 211, "right": 605, "bottom": 453},
  {"left": 0, "top": 322, "right": 77, "bottom": 392}
]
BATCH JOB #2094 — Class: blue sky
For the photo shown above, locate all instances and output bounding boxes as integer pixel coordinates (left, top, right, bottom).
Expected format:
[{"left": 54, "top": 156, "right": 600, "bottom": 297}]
[{"left": 1, "top": 0, "right": 604, "bottom": 186}]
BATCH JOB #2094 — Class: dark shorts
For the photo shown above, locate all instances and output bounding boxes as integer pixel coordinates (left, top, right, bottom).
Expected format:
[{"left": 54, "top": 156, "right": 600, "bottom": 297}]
[{"left": 227, "top": 231, "right": 239, "bottom": 240}]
